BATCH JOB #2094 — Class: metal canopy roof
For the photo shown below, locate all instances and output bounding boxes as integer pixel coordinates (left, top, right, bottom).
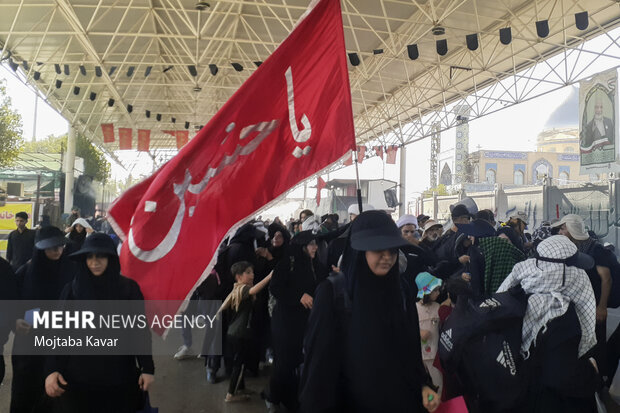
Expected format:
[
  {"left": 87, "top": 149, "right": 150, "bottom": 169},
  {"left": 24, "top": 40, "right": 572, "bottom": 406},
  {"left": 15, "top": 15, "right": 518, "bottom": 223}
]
[{"left": 1, "top": 0, "right": 619, "bottom": 165}]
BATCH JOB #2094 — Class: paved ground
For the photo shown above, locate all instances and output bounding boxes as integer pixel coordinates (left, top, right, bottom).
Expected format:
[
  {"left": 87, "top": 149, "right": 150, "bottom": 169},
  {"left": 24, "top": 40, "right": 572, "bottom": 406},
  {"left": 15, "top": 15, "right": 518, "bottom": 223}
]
[{"left": 2, "top": 344, "right": 620, "bottom": 412}]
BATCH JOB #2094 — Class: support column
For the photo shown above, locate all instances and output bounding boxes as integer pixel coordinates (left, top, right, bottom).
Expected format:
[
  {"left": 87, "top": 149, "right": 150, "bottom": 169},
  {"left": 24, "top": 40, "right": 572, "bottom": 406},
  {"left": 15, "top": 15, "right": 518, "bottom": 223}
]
[
  {"left": 610, "top": 177, "right": 619, "bottom": 248},
  {"left": 64, "top": 126, "right": 77, "bottom": 214},
  {"left": 399, "top": 145, "right": 406, "bottom": 216}
]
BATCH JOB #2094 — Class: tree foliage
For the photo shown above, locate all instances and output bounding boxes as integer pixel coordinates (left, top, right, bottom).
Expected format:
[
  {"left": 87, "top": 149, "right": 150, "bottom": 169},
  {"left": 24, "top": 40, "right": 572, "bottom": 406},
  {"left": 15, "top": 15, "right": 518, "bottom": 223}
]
[
  {"left": 22, "top": 134, "right": 111, "bottom": 182},
  {"left": 0, "top": 81, "right": 24, "bottom": 167},
  {"left": 423, "top": 184, "right": 451, "bottom": 198}
]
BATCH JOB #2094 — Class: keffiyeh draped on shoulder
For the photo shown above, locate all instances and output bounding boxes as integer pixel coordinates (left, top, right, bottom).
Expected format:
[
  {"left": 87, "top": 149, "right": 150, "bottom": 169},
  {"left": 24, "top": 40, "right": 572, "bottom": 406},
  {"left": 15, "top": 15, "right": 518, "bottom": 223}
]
[{"left": 497, "top": 258, "right": 596, "bottom": 358}]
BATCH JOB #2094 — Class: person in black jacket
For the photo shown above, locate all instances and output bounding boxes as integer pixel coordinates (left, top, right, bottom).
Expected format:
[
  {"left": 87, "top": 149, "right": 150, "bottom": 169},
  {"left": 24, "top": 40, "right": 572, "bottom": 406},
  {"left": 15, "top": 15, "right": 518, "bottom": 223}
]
[
  {"left": 0, "top": 256, "right": 18, "bottom": 385},
  {"left": 44, "top": 233, "right": 154, "bottom": 413},
  {"left": 11, "top": 226, "right": 77, "bottom": 413},
  {"left": 434, "top": 204, "right": 472, "bottom": 279},
  {"left": 300, "top": 210, "right": 439, "bottom": 413},
  {"left": 266, "top": 230, "right": 328, "bottom": 412},
  {"left": 6, "top": 211, "right": 36, "bottom": 271}
]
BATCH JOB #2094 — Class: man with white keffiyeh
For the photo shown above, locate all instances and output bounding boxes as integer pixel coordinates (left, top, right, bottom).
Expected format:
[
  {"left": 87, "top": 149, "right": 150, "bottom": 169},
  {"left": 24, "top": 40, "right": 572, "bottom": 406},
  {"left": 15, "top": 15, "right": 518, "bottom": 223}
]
[
  {"left": 497, "top": 235, "right": 600, "bottom": 412},
  {"left": 498, "top": 235, "right": 597, "bottom": 357}
]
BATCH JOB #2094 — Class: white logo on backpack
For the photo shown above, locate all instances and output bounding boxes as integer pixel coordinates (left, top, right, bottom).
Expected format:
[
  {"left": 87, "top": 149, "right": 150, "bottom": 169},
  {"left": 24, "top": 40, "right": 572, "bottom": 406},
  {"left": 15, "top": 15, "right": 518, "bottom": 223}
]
[
  {"left": 496, "top": 341, "right": 517, "bottom": 376},
  {"left": 479, "top": 298, "right": 501, "bottom": 308},
  {"left": 440, "top": 329, "right": 453, "bottom": 352}
]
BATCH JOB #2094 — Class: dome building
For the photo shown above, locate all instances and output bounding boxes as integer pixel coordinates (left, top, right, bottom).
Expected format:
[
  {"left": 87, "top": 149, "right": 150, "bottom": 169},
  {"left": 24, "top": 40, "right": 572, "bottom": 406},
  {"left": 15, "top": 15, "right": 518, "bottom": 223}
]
[{"left": 463, "top": 87, "right": 588, "bottom": 189}]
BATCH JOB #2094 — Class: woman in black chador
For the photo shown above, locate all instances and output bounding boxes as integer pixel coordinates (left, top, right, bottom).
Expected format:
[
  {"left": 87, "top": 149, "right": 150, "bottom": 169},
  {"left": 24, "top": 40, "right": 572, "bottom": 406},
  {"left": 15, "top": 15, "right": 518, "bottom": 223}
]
[
  {"left": 266, "top": 230, "right": 328, "bottom": 412},
  {"left": 251, "top": 223, "right": 291, "bottom": 370},
  {"left": 45, "top": 233, "right": 154, "bottom": 413},
  {"left": 11, "top": 226, "right": 77, "bottom": 413},
  {"left": 300, "top": 210, "right": 440, "bottom": 413}
]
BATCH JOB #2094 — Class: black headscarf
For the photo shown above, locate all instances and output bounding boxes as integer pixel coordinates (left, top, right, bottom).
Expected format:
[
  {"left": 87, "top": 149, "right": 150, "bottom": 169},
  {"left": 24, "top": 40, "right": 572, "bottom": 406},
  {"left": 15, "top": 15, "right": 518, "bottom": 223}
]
[
  {"left": 340, "top": 212, "right": 425, "bottom": 410},
  {"left": 68, "top": 228, "right": 87, "bottom": 249},
  {"left": 20, "top": 247, "right": 76, "bottom": 300},
  {"left": 268, "top": 222, "right": 291, "bottom": 261},
  {"left": 70, "top": 252, "right": 122, "bottom": 300}
]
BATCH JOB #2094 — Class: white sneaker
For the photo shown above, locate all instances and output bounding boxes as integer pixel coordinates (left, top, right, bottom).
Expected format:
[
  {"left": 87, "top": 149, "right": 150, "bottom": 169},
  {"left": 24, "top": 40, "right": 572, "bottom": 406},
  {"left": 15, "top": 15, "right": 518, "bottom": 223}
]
[{"left": 174, "top": 345, "right": 195, "bottom": 360}]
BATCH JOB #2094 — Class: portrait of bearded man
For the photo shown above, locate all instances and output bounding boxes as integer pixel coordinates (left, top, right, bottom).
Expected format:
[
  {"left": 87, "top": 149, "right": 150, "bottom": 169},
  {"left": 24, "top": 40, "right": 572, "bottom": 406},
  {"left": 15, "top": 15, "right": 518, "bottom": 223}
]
[{"left": 582, "top": 95, "right": 615, "bottom": 150}]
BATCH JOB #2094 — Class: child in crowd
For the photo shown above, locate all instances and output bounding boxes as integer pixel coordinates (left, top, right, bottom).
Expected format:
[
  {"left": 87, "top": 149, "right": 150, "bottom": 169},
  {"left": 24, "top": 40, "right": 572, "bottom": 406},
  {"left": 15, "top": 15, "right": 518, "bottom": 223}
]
[
  {"left": 218, "top": 261, "right": 272, "bottom": 402},
  {"left": 416, "top": 272, "right": 444, "bottom": 397}
]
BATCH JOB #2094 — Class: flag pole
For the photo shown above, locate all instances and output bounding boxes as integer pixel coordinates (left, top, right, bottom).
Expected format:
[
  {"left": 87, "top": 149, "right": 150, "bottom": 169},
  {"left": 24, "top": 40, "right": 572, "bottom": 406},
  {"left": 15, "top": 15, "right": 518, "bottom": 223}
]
[{"left": 353, "top": 148, "right": 363, "bottom": 213}]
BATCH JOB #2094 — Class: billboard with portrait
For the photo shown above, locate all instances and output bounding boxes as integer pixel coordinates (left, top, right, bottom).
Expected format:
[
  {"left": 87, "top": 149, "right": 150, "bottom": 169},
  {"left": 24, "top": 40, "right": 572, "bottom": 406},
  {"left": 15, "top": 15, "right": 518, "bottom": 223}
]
[{"left": 580, "top": 68, "right": 619, "bottom": 174}]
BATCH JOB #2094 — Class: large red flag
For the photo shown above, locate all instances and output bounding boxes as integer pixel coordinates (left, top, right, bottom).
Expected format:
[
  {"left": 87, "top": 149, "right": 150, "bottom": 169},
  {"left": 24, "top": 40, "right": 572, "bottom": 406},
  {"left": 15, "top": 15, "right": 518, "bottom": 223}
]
[{"left": 108, "top": 0, "right": 354, "bottom": 326}]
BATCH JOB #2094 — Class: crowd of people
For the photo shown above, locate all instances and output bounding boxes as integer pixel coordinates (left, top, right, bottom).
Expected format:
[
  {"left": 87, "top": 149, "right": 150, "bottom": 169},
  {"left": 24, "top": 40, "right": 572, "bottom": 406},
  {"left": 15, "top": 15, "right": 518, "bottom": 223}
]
[{"left": 2, "top": 200, "right": 620, "bottom": 412}]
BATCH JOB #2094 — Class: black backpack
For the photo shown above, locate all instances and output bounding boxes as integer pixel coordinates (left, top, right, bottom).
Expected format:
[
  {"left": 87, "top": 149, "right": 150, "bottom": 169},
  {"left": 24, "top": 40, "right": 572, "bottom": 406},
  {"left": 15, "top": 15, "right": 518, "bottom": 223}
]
[{"left": 439, "top": 286, "right": 528, "bottom": 411}]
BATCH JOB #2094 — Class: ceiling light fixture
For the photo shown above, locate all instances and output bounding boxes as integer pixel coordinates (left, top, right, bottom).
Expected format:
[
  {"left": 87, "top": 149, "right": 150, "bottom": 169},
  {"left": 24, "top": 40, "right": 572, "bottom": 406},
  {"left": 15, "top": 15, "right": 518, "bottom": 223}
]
[
  {"left": 431, "top": 26, "right": 445, "bottom": 36},
  {"left": 195, "top": 2, "right": 210, "bottom": 10}
]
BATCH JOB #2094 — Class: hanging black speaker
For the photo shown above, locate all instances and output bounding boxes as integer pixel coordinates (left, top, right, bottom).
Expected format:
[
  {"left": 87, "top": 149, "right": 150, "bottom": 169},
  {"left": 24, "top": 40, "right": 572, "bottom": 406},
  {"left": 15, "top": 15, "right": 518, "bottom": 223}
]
[
  {"left": 436, "top": 39, "right": 448, "bottom": 56},
  {"left": 127, "top": 66, "right": 135, "bottom": 77},
  {"left": 33, "top": 71, "right": 41, "bottom": 81},
  {"left": 55, "top": 79, "right": 62, "bottom": 88},
  {"left": 209, "top": 64, "right": 218, "bottom": 75},
  {"left": 254, "top": 61, "right": 263, "bottom": 67},
  {"left": 348, "top": 53, "right": 361, "bottom": 66},
  {"left": 54, "top": 64, "right": 61, "bottom": 74},
  {"left": 156, "top": 113, "right": 162, "bottom": 121},
  {"left": 144, "top": 66, "right": 152, "bottom": 77},
  {"left": 575, "top": 11, "right": 588, "bottom": 30},
  {"left": 188, "top": 65, "right": 197, "bottom": 76},
  {"left": 231, "top": 63, "right": 243, "bottom": 72},
  {"left": 171, "top": 117, "right": 176, "bottom": 123},
  {"left": 499, "top": 27, "right": 512, "bottom": 45},
  {"left": 145, "top": 110, "right": 151, "bottom": 118},
  {"left": 536, "top": 20, "right": 549, "bottom": 38},
  {"left": 89, "top": 92, "right": 96, "bottom": 101},
  {"left": 73, "top": 86, "right": 80, "bottom": 95},
  {"left": 108, "top": 98, "right": 115, "bottom": 107},
  {"left": 466, "top": 33, "right": 479, "bottom": 51},
  {"left": 95, "top": 66, "right": 102, "bottom": 77},
  {"left": 407, "top": 44, "right": 419, "bottom": 60},
  {"left": 79, "top": 65, "right": 86, "bottom": 75},
  {"left": 109, "top": 66, "right": 117, "bottom": 76},
  {"left": 127, "top": 104, "right": 133, "bottom": 113},
  {"left": 22, "top": 61, "right": 29, "bottom": 71},
  {"left": 64, "top": 64, "right": 70, "bottom": 75},
  {"left": 184, "top": 121, "right": 190, "bottom": 129}
]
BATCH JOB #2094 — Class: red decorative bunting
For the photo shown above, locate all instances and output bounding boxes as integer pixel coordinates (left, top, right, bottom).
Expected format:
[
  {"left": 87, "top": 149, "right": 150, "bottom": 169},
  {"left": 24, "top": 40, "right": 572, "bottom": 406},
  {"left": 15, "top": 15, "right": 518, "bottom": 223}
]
[
  {"left": 386, "top": 145, "right": 398, "bottom": 164},
  {"left": 316, "top": 176, "right": 327, "bottom": 206},
  {"left": 343, "top": 151, "right": 353, "bottom": 166},
  {"left": 373, "top": 146, "right": 384, "bottom": 160},
  {"left": 176, "top": 130, "right": 189, "bottom": 149},
  {"left": 357, "top": 145, "right": 366, "bottom": 163},
  {"left": 137, "top": 129, "right": 150, "bottom": 152},
  {"left": 101, "top": 123, "right": 115, "bottom": 143},
  {"left": 118, "top": 128, "right": 133, "bottom": 150}
]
